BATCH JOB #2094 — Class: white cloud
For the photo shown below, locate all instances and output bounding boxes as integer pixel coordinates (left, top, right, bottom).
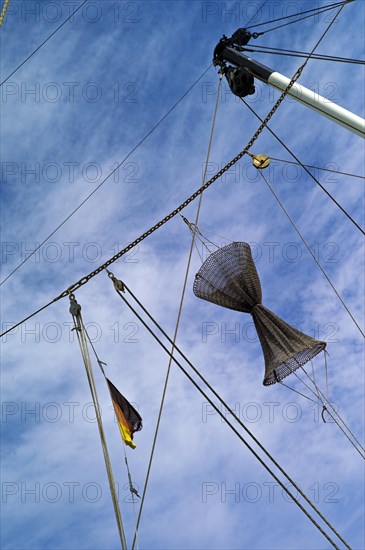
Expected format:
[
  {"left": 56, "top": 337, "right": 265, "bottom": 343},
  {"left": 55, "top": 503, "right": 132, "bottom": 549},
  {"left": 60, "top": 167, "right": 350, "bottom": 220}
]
[{"left": 1, "top": 1, "right": 364, "bottom": 549}]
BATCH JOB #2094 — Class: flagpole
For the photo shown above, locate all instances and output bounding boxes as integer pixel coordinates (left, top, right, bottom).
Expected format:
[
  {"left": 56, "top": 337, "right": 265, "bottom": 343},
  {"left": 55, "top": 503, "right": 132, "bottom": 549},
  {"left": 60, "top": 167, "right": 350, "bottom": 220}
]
[
  {"left": 218, "top": 47, "right": 365, "bottom": 138},
  {"left": 70, "top": 298, "right": 128, "bottom": 550}
]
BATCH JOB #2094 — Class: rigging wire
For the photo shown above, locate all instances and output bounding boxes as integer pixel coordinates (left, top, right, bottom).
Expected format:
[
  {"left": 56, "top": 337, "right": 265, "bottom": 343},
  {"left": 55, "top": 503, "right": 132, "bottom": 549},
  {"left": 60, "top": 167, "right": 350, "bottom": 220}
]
[
  {"left": 0, "top": 64, "right": 213, "bottom": 287},
  {"left": 0, "top": 54, "right": 307, "bottom": 339},
  {"left": 311, "top": 357, "right": 321, "bottom": 400},
  {"left": 123, "top": 446, "right": 140, "bottom": 550},
  {"left": 182, "top": 216, "right": 263, "bottom": 308},
  {"left": 0, "top": 0, "right": 88, "bottom": 86},
  {"left": 41, "top": 0, "right": 354, "bottom": 298},
  {"left": 180, "top": 215, "right": 352, "bottom": 420},
  {"left": 277, "top": 379, "right": 319, "bottom": 403},
  {"left": 131, "top": 75, "right": 223, "bottom": 550},
  {"left": 109, "top": 276, "right": 350, "bottom": 550},
  {"left": 0, "top": 0, "right": 10, "bottom": 27},
  {"left": 81, "top": 318, "right": 142, "bottom": 548},
  {"left": 246, "top": 0, "right": 351, "bottom": 29},
  {"left": 0, "top": 0, "right": 353, "bottom": 338},
  {"left": 182, "top": 218, "right": 221, "bottom": 256},
  {"left": 244, "top": 0, "right": 271, "bottom": 26},
  {"left": 4, "top": 0, "right": 360, "bottom": 547},
  {"left": 322, "top": 399, "right": 365, "bottom": 452},
  {"left": 242, "top": 44, "right": 365, "bottom": 65},
  {"left": 0, "top": 297, "right": 60, "bottom": 338},
  {"left": 324, "top": 350, "right": 329, "bottom": 400},
  {"left": 268, "top": 157, "right": 365, "bottom": 180},
  {"left": 243, "top": 47, "right": 365, "bottom": 65},
  {"left": 275, "top": 358, "right": 364, "bottom": 458},
  {"left": 299, "top": 366, "right": 365, "bottom": 457},
  {"left": 258, "top": 170, "right": 364, "bottom": 339},
  {"left": 240, "top": 99, "right": 365, "bottom": 236},
  {"left": 70, "top": 302, "right": 128, "bottom": 550},
  {"left": 321, "top": 406, "right": 365, "bottom": 458},
  {"left": 182, "top": 223, "right": 340, "bottom": 420},
  {"left": 248, "top": 1, "right": 354, "bottom": 36}
]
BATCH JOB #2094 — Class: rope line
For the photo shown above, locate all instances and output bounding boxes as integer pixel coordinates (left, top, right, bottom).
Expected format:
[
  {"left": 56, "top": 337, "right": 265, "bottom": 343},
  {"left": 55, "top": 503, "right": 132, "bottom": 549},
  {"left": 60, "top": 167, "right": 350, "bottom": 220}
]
[
  {"left": 249, "top": 0, "right": 354, "bottom": 36},
  {"left": 243, "top": 45, "right": 364, "bottom": 65},
  {"left": 123, "top": 445, "right": 140, "bottom": 550},
  {"left": 131, "top": 75, "right": 222, "bottom": 550},
  {"left": 323, "top": 407, "right": 364, "bottom": 458},
  {"left": 278, "top": 380, "right": 318, "bottom": 403},
  {"left": 291, "top": 366, "right": 325, "bottom": 401},
  {"left": 268, "top": 157, "right": 365, "bottom": 180},
  {"left": 71, "top": 305, "right": 128, "bottom": 550},
  {"left": 77, "top": 311, "right": 142, "bottom": 543},
  {"left": 278, "top": 361, "right": 365, "bottom": 458},
  {"left": 258, "top": 171, "right": 364, "bottom": 339},
  {"left": 0, "top": 64, "right": 213, "bottom": 287},
  {"left": 0, "top": 0, "right": 88, "bottom": 85},
  {"left": 310, "top": 359, "right": 321, "bottom": 401},
  {"left": 0, "top": 54, "right": 308, "bottom": 338},
  {"left": 0, "top": 0, "right": 10, "bottom": 27},
  {"left": 109, "top": 278, "right": 350, "bottom": 550},
  {"left": 0, "top": 298, "right": 60, "bottom": 338},
  {"left": 246, "top": 0, "right": 350, "bottom": 29},
  {"left": 55, "top": 52, "right": 324, "bottom": 299},
  {"left": 324, "top": 351, "right": 329, "bottom": 400},
  {"left": 300, "top": 367, "right": 365, "bottom": 457},
  {"left": 0, "top": 1, "right": 353, "bottom": 338},
  {"left": 327, "top": 406, "right": 365, "bottom": 453},
  {"left": 240, "top": 101, "right": 364, "bottom": 236},
  {"left": 243, "top": 47, "right": 364, "bottom": 65}
]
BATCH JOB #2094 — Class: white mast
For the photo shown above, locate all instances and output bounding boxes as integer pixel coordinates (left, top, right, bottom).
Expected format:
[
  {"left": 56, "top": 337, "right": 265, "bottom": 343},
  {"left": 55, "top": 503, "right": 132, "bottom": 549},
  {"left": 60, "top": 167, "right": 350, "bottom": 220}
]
[{"left": 221, "top": 47, "right": 365, "bottom": 138}]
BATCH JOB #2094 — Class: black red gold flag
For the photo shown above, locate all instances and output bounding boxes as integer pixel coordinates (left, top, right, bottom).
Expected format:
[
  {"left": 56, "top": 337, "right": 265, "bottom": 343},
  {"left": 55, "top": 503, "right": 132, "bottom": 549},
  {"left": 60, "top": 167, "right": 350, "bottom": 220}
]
[{"left": 107, "top": 378, "right": 142, "bottom": 449}]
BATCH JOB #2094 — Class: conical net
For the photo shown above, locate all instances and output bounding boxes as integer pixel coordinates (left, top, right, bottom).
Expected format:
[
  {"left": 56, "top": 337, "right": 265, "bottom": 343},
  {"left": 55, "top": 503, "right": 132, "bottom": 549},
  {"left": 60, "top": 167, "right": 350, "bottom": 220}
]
[{"left": 193, "top": 242, "right": 326, "bottom": 385}]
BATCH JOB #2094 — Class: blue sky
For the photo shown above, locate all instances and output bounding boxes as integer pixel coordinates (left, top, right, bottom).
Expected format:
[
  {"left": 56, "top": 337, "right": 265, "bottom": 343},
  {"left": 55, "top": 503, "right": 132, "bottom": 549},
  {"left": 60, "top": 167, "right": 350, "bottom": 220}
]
[{"left": 1, "top": 1, "right": 364, "bottom": 549}]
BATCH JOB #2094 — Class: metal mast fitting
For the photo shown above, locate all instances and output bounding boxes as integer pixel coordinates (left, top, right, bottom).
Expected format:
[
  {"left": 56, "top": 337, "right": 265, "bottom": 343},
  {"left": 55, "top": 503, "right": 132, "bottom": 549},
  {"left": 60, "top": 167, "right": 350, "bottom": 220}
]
[{"left": 214, "top": 33, "right": 365, "bottom": 138}]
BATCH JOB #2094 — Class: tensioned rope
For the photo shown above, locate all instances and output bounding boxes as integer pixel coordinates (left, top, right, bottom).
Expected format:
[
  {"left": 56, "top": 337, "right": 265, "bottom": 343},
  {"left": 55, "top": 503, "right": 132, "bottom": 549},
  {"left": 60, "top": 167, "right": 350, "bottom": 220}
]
[
  {"left": 131, "top": 74, "right": 223, "bottom": 550},
  {"left": 0, "top": 0, "right": 88, "bottom": 85},
  {"left": 243, "top": 45, "right": 364, "bottom": 65},
  {"left": 185, "top": 214, "right": 365, "bottom": 454},
  {"left": 299, "top": 366, "right": 365, "bottom": 458},
  {"left": 0, "top": 0, "right": 351, "bottom": 338},
  {"left": 268, "top": 157, "right": 364, "bottom": 180},
  {"left": 243, "top": 48, "right": 364, "bottom": 65},
  {"left": 249, "top": 0, "right": 355, "bottom": 37},
  {"left": 240, "top": 99, "right": 364, "bottom": 236},
  {"left": 239, "top": 99, "right": 365, "bottom": 338},
  {"left": 70, "top": 299, "right": 128, "bottom": 550},
  {"left": 131, "top": 7, "right": 355, "bottom": 542},
  {"left": 0, "top": 64, "right": 213, "bottom": 287},
  {"left": 122, "top": 444, "right": 140, "bottom": 550},
  {"left": 108, "top": 275, "right": 350, "bottom": 550},
  {"left": 0, "top": 65, "right": 305, "bottom": 337},
  {"left": 178, "top": 193, "right": 364, "bottom": 457},
  {"left": 180, "top": 217, "right": 364, "bottom": 457},
  {"left": 268, "top": 342, "right": 364, "bottom": 458},
  {"left": 246, "top": 0, "right": 352, "bottom": 30},
  {"left": 258, "top": 169, "right": 364, "bottom": 338},
  {"left": 0, "top": 0, "right": 10, "bottom": 27},
  {"left": 79, "top": 314, "right": 142, "bottom": 547}
]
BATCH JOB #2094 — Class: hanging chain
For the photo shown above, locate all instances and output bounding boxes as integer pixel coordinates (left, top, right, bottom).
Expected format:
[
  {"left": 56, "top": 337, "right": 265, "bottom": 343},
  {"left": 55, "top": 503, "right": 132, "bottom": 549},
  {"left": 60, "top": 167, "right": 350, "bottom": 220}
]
[{"left": 56, "top": 68, "right": 302, "bottom": 301}]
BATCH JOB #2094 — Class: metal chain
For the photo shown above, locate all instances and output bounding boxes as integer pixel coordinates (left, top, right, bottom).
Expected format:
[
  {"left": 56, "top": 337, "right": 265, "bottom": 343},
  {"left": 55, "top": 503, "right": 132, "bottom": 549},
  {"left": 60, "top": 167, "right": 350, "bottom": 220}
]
[
  {"left": 56, "top": 68, "right": 302, "bottom": 301},
  {"left": 59, "top": 0, "right": 347, "bottom": 301},
  {"left": 2, "top": 0, "right": 347, "bottom": 336}
]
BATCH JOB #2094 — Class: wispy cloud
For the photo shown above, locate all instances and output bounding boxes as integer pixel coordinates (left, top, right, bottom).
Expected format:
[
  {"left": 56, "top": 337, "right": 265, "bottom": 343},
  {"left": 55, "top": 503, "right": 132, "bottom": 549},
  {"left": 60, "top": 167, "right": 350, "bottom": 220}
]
[{"left": 1, "top": 1, "right": 364, "bottom": 549}]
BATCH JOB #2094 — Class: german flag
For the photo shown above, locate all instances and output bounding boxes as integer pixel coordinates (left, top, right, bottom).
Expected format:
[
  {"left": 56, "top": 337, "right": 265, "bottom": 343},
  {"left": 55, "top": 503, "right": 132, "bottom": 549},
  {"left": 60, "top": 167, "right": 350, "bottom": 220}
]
[{"left": 107, "top": 379, "right": 142, "bottom": 449}]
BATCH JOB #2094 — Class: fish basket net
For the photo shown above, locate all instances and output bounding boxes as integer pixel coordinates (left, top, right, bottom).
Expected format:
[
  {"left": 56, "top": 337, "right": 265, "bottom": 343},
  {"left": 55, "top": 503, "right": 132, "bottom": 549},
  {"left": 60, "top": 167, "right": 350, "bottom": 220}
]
[{"left": 193, "top": 242, "right": 326, "bottom": 385}]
